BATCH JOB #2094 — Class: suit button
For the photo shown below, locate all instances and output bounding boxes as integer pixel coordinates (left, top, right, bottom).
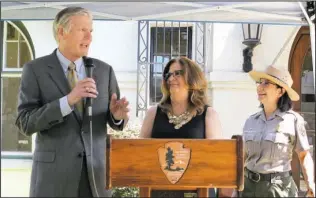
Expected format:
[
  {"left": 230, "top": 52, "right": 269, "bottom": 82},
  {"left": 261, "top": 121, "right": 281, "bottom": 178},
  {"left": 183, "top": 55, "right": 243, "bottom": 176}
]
[
  {"left": 81, "top": 130, "right": 84, "bottom": 134},
  {"left": 77, "top": 152, "right": 84, "bottom": 158}
]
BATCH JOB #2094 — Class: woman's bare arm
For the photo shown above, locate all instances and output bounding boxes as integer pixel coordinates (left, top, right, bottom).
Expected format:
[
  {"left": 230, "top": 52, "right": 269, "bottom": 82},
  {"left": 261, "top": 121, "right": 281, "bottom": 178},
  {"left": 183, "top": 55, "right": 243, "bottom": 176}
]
[
  {"left": 205, "top": 107, "right": 222, "bottom": 139},
  {"left": 139, "top": 106, "right": 157, "bottom": 138}
]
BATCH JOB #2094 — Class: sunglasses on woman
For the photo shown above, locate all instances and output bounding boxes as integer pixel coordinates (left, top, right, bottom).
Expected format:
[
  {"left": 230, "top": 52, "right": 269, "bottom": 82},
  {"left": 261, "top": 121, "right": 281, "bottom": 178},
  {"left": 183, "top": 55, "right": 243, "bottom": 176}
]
[{"left": 164, "top": 70, "right": 184, "bottom": 81}]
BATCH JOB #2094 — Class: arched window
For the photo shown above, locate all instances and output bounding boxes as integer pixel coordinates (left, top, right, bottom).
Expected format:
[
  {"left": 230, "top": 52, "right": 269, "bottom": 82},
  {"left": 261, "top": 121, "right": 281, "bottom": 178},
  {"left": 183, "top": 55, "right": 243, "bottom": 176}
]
[
  {"left": 3, "top": 21, "right": 34, "bottom": 70},
  {"left": 1, "top": 21, "right": 35, "bottom": 155}
]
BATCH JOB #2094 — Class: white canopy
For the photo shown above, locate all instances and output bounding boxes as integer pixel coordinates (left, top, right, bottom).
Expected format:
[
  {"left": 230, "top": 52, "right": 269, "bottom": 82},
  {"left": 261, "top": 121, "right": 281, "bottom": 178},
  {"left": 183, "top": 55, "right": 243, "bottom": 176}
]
[
  {"left": 0, "top": 2, "right": 310, "bottom": 25},
  {"left": 1, "top": 1, "right": 315, "bottom": 89}
]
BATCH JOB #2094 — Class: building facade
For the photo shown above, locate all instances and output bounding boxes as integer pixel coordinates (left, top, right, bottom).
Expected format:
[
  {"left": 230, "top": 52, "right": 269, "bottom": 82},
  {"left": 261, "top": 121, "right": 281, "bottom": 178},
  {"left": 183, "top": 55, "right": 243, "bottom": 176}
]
[{"left": 1, "top": 20, "right": 314, "bottom": 194}]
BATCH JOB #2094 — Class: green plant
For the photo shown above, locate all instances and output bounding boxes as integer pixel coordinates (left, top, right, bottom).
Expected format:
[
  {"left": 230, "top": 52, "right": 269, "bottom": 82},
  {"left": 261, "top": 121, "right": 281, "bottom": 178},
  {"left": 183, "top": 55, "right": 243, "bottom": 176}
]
[
  {"left": 108, "top": 123, "right": 141, "bottom": 197},
  {"left": 111, "top": 187, "right": 139, "bottom": 198},
  {"left": 108, "top": 123, "right": 141, "bottom": 139}
]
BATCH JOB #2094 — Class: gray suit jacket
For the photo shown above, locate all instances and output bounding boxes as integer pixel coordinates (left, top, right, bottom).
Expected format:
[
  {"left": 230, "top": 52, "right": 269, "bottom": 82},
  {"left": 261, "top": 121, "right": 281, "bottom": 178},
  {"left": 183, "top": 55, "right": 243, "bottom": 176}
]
[{"left": 15, "top": 50, "right": 123, "bottom": 197}]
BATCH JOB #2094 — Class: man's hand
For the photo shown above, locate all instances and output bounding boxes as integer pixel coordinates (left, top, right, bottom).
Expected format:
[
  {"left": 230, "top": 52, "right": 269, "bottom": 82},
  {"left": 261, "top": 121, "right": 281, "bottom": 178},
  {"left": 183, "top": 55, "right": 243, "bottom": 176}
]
[
  {"left": 109, "top": 93, "right": 130, "bottom": 121},
  {"left": 67, "top": 78, "right": 98, "bottom": 106}
]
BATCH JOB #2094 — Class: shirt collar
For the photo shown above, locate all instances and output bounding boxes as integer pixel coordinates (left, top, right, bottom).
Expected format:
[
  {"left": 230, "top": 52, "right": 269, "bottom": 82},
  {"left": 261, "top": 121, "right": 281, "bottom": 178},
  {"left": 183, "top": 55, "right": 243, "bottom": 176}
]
[
  {"left": 56, "top": 48, "right": 83, "bottom": 73},
  {"left": 255, "top": 109, "right": 285, "bottom": 121},
  {"left": 274, "top": 109, "right": 286, "bottom": 120},
  {"left": 255, "top": 110, "right": 265, "bottom": 120}
]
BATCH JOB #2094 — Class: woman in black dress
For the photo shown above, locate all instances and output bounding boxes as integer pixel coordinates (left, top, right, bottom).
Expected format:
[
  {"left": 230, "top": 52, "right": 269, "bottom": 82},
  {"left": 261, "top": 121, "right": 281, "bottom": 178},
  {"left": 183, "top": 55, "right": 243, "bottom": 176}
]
[{"left": 140, "top": 57, "right": 222, "bottom": 197}]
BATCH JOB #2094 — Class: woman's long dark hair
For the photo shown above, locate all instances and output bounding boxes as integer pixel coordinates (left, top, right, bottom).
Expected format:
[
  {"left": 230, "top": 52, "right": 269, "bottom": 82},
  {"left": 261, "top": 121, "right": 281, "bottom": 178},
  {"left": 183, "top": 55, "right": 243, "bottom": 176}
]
[{"left": 260, "top": 85, "right": 293, "bottom": 112}]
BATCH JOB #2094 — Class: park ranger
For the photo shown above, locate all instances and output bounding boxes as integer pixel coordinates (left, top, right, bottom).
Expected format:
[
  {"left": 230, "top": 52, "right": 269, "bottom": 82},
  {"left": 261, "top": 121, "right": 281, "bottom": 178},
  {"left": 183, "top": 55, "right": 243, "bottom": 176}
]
[{"left": 241, "top": 65, "right": 315, "bottom": 197}]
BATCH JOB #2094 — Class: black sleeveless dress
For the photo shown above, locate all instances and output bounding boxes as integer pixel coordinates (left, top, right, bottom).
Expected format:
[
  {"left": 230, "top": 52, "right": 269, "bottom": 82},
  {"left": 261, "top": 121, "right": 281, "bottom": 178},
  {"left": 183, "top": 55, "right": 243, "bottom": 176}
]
[
  {"left": 150, "top": 105, "right": 216, "bottom": 197},
  {"left": 151, "top": 105, "right": 207, "bottom": 139}
]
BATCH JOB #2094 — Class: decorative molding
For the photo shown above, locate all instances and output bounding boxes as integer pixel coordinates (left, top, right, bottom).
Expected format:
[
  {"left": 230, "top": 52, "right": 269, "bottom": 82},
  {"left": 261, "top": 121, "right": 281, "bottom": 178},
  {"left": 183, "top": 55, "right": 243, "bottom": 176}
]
[
  {"left": 207, "top": 71, "right": 256, "bottom": 90},
  {"left": 209, "top": 81, "right": 256, "bottom": 90},
  {"left": 115, "top": 70, "right": 137, "bottom": 90},
  {"left": 116, "top": 70, "right": 258, "bottom": 90}
]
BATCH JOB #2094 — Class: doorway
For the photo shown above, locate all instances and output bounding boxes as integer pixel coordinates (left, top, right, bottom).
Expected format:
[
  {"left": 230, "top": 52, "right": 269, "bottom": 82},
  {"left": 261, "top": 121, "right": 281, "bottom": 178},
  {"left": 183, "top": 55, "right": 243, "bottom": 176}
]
[{"left": 289, "top": 26, "right": 315, "bottom": 195}]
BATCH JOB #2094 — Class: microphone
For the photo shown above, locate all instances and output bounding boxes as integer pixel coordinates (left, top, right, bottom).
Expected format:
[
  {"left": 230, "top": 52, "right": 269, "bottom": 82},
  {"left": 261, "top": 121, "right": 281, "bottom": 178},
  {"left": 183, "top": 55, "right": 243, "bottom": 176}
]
[{"left": 83, "top": 56, "right": 95, "bottom": 117}]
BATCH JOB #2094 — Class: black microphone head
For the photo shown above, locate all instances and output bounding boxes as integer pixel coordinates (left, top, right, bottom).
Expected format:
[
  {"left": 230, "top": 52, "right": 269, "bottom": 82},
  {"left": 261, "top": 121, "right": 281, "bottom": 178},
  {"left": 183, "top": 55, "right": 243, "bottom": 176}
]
[
  {"left": 83, "top": 56, "right": 94, "bottom": 78},
  {"left": 83, "top": 56, "right": 94, "bottom": 68}
]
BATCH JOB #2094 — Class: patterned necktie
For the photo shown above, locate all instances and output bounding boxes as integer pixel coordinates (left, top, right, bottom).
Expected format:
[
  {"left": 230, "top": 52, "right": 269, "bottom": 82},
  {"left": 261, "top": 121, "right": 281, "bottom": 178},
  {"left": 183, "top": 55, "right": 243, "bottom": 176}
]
[{"left": 67, "top": 62, "right": 83, "bottom": 114}]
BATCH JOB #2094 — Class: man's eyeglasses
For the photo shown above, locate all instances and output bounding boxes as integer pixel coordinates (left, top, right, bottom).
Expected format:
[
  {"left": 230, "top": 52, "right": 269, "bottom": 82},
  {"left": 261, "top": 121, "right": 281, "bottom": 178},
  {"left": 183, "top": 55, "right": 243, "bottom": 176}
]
[{"left": 164, "top": 70, "right": 184, "bottom": 81}]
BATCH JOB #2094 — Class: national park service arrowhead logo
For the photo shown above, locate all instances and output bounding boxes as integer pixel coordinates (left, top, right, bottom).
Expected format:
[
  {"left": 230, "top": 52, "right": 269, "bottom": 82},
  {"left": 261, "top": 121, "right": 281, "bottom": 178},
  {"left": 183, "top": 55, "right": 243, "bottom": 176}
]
[{"left": 158, "top": 142, "right": 191, "bottom": 184}]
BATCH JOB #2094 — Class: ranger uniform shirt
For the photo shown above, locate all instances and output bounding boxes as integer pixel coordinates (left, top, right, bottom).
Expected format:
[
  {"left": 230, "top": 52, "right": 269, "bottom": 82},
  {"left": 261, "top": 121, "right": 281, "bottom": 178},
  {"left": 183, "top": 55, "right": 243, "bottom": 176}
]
[{"left": 243, "top": 109, "right": 310, "bottom": 174}]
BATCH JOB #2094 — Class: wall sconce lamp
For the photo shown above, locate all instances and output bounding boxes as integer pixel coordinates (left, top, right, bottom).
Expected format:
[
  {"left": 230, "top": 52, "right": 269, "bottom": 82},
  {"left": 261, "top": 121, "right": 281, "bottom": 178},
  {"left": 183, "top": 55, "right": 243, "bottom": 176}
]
[
  {"left": 306, "top": 1, "right": 315, "bottom": 23},
  {"left": 242, "top": 23, "right": 263, "bottom": 72}
]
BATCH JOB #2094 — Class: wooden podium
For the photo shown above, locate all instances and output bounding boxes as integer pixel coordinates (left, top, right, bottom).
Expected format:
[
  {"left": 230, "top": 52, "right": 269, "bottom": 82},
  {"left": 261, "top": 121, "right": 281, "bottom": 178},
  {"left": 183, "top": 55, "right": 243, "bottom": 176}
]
[{"left": 105, "top": 135, "right": 244, "bottom": 197}]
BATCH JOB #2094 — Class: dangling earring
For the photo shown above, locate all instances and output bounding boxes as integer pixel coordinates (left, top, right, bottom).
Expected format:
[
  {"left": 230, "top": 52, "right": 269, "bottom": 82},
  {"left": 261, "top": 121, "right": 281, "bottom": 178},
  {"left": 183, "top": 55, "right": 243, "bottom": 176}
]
[{"left": 190, "top": 91, "right": 194, "bottom": 103}]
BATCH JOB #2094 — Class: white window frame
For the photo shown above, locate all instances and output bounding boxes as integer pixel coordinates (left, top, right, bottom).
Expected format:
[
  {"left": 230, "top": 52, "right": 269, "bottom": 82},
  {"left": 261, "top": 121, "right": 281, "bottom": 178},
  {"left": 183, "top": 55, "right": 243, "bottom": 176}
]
[
  {"left": 1, "top": 21, "right": 35, "bottom": 156},
  {"left": 2, "top": 21, "right": 34, "bottom": 72}
]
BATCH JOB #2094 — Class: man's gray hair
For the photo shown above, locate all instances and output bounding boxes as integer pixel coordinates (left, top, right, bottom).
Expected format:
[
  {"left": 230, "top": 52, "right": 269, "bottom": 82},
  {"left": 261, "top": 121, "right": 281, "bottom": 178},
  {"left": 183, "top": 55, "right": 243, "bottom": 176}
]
[{"left": 53, "top": 7, "right": 92, "bottom": 43}]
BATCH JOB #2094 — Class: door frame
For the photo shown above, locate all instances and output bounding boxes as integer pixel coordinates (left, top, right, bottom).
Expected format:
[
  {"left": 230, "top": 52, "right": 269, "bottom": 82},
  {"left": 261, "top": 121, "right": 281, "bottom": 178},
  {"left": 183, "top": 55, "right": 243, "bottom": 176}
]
[
  {"left": 288, "top": 26, "right": 312, "bottom": 193},
  {"left": 288, "top": 26, "right": 311, "bottom": 111}
]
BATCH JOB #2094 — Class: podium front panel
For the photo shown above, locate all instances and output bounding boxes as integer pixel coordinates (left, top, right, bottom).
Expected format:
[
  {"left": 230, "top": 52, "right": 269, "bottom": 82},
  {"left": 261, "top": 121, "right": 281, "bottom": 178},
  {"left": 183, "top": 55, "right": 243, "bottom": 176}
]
[{"left": 106, "top": 138, "right": 241, "bottom": 189}]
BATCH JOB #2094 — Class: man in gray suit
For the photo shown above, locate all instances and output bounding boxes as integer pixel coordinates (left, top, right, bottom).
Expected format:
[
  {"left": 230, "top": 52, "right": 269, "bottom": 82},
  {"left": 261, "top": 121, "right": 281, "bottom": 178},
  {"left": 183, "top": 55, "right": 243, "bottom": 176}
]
[{"left": 15, "top": 7, "right": 129, "bottom": 197}]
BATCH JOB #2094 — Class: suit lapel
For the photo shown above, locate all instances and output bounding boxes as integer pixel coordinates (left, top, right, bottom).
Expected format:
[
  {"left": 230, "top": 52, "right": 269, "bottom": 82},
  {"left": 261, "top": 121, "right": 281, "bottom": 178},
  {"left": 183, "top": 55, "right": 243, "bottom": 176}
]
[
  {"left": 47, "top": 50, "right": 71, "bottom": 96},
  {"left": 46, "top": 50, "right": 82, "bottom": 124}
]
